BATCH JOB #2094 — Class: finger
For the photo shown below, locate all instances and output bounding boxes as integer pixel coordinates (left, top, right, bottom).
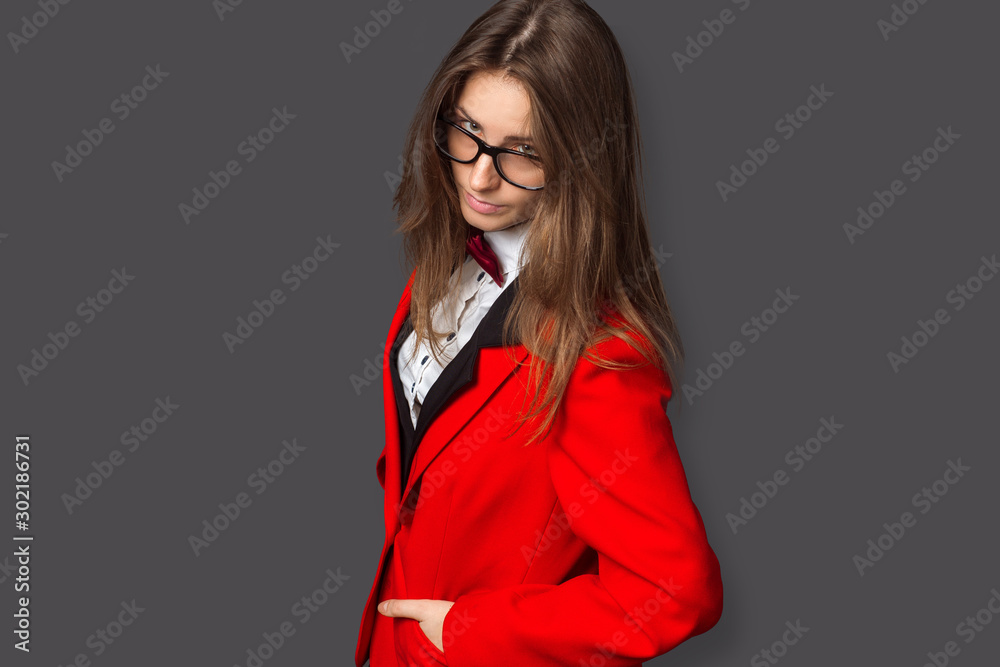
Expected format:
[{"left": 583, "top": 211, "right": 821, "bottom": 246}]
[{"left": 378, "top": 598, "right": 425, "bottom": 618}]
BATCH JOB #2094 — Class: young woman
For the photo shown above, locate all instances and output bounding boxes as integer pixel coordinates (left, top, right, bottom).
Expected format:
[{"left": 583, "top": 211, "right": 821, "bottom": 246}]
[{"left": 355, "top": 1, "right": 724, "bottom": 665}]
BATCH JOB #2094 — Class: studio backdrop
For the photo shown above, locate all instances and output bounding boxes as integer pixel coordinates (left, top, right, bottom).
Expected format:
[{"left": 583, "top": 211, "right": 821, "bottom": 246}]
[{"left": 2, "top": 1, "right": 997, "bottom": 665}]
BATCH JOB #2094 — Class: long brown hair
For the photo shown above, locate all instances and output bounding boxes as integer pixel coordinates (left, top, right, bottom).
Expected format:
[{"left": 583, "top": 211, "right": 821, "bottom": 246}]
[{"left": 392, "top": 0, "right": 683, "bottom": 447}]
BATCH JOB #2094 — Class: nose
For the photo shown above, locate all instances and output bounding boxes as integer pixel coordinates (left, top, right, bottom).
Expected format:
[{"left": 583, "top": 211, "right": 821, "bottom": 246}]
[{"left": 469, "top": 152, "right": 500, "bottom": 191}]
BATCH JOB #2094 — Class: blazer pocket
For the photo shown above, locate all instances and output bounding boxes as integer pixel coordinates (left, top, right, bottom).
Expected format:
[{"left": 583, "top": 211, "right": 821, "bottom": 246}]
[{"left": 394, "top": 617, "right": 449, "bottom": 666}]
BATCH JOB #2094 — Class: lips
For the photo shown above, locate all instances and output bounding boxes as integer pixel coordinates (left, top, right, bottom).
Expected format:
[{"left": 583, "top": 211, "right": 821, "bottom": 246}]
[
  {"left": 464, "top": 190, "right": 504, "bottom": 213},
  {"left": 469, "top": 192, "right": 498, "bottom": 206}
]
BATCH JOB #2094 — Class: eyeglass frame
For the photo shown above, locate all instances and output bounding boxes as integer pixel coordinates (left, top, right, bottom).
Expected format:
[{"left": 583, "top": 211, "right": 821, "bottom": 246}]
[{"left": 433, "top": 114, "right": 545, "bottom": 191}]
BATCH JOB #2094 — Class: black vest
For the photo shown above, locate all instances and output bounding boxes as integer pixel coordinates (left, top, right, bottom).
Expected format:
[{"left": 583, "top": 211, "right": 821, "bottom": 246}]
[{"left": 389, "top": 274, "right": 521, "bottom": 490}]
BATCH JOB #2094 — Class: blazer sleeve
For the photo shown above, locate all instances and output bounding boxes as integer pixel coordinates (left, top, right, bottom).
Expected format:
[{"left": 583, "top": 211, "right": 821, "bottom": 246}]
[{"left": 439, "top": 333, "right": 724, "bottom": 666}]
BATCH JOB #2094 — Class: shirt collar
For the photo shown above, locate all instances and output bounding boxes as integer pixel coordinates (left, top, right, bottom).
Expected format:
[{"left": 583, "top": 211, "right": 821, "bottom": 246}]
[{"left": 483, "top": 221, "right": 531, "bottom": 278}]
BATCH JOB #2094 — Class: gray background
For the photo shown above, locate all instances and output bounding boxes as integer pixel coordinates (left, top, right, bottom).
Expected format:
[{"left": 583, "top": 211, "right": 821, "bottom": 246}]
[{"left": 2, "top": 0, "right": 997, "bottom": 665}]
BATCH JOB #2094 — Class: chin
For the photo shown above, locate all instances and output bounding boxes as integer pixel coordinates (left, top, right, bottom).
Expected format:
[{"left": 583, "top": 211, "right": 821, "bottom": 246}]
[
  {"left": 469, "top": 216, "right": 517, "bottom": 231},
  {"left": 461, "top": 206, "right": 501, "bottom": 227}
]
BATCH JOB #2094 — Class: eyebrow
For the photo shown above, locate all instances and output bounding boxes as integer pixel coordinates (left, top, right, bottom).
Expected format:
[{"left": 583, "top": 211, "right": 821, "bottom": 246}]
[{"left": 453, "top": 104, "right": 534, "bottom": 143}]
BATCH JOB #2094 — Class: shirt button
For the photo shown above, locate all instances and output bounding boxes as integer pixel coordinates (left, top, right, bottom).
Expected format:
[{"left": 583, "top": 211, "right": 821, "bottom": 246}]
[
  {"left": 477, "top": 271, "right": 485, "bottom": 281},
  {"left": 446, "top": 332, "right": 456, "bottom": 341},
  {"left": 420, "top": 355, "right": 429, "bottom": 365}
]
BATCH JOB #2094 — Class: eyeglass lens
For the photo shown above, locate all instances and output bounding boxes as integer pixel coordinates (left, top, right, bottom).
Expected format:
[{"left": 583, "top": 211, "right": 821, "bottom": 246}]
[{"left": 434, "top": 118, "right": 544, "bottom": 189}]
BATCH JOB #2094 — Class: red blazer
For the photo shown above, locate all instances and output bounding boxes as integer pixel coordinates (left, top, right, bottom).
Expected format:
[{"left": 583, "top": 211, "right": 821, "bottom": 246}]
[{"left": 355, "top": 268, "right": 723, "bottom": 666}]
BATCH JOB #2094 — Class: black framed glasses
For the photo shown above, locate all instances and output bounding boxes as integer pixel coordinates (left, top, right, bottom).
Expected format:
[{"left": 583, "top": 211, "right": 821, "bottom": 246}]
[{"left": 433, "top": 115, "right": 545, "bottom": 191}]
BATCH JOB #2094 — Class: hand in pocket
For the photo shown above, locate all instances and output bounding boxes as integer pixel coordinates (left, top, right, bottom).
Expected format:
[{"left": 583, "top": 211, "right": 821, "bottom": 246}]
[{"left": 380, "top": 598, "right": 453, "bottom": 660}]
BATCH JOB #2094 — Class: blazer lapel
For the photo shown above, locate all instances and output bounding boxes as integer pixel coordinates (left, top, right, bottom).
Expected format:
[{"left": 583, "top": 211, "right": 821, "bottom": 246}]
[
  {"left": 403, "top": 275, "right": 528, "bottom": 500},
  {"left": 380, "top": 269, "right": 417, "bottom": 535},
  {"left": 382, "top": 270, "right": 529, "bottom": 529}
]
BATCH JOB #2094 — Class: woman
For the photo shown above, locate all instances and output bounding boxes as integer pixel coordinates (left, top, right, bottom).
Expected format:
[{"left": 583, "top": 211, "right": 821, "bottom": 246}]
[{"left": 355, "top": 1, "right": 723, "bottom": 665}]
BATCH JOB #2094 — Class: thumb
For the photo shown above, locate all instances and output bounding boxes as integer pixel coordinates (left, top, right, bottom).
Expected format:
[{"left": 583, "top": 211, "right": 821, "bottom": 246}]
[{"left": 379, "top": 599, "right": 413, "bottom": 617}]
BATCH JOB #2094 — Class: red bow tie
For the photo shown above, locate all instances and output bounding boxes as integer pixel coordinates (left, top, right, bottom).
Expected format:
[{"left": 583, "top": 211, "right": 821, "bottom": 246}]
[{"left": 465, "top": 228, "right": 504, "bottom": 287}]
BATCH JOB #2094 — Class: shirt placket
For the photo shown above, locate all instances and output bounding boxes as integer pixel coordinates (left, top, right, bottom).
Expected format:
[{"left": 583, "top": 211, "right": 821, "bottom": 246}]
[{"left": 409, "top": 261, "right": 487, "bottom": 425}]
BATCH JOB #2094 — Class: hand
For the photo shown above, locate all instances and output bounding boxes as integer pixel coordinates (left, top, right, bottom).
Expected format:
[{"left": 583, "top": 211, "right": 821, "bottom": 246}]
[{"left": 378, "top": 598, "right": 455, "bottom": 653}]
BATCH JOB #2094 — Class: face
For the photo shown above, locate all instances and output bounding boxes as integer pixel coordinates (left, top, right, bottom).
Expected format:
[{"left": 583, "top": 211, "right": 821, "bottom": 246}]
[{"left": 446, "top": 70, "right": 543, "bottom": 232}]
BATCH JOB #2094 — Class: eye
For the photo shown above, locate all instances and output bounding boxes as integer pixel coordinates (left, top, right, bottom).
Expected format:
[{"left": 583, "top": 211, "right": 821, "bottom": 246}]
[
  {"left": 513, "top": 144, "right": 538, "bottom": 157},
  {"left": 459, "top": 119, "right": 481, "bottom": 134}
]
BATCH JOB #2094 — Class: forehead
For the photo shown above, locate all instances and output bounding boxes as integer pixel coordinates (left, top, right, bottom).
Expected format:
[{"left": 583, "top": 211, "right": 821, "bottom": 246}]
[{"left": 455, "top": 70, "right": 533, "bottom": 131}]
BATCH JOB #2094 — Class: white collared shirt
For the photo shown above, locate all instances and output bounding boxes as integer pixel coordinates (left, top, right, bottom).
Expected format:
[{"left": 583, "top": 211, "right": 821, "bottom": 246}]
[{"left": 398, "top": 222, "right": 530, "bottom": 430}]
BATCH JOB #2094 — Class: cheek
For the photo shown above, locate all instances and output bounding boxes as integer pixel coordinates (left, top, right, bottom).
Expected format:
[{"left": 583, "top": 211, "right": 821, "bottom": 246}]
[
  {"left": 450, "top": 162, "right": 469, "bottom": 187},
  {"left": 517, "top": 192, "right": 542, "bottom": 214}
]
